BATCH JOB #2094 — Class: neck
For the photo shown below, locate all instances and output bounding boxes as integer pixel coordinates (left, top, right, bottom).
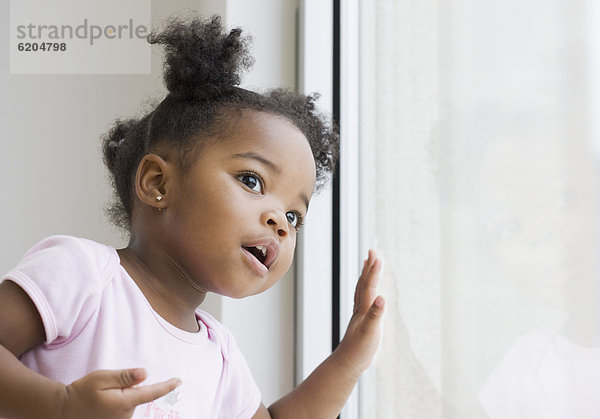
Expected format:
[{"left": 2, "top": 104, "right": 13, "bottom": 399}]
[{"left": 117, "top": 238, "right": 207, "bottom": 333}]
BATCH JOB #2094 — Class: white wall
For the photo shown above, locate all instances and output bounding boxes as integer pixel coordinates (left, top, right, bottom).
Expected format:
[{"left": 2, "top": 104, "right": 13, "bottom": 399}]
[{"left": 1, "top": 0, "right": 298, "bottom": 407}]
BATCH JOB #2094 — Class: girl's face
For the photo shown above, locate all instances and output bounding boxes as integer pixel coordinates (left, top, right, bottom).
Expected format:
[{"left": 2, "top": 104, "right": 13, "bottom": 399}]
[{"left": 163, "top": 110, "right": 316, "bottom": 298}]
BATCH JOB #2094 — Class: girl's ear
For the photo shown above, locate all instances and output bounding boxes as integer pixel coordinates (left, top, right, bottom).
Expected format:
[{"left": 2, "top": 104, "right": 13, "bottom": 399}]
[{"left": 135, "top": 154, "right": 170, "bottom": 211}]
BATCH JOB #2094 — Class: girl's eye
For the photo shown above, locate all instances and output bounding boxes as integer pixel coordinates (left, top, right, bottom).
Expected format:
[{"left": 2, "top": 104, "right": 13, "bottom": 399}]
[
  {"left": 286, "top": 211, "right": 303, "bottom": 230},
  {"left": 238, "top": 174, "right": 263, "bottom": 193}
]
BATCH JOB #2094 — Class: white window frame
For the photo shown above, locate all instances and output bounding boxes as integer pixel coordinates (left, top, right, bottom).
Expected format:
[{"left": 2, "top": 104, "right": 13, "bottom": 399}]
[
  {"left": 295, "top": 0, "right": 334, "bottom": 385},
  {"left": 296, "top": 1, "right": 362, "bottom": 418},
  {"left": 338, "top": 0, "right": 362, "bottom": 417}
]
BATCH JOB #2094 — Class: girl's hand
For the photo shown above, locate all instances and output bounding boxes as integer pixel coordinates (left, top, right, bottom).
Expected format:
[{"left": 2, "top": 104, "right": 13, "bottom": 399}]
[
  {"left": 59, "top": 368, "right": 181, "bottom": 419},
  {"left": 333, "top": 250, "right": 385, "bottom": 379}
]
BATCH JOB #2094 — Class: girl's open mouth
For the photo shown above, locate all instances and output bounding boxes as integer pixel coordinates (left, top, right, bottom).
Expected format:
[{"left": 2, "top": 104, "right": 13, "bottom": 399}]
[
  {"left": 242, "top": 245, "right": 267, "bottom": 266},
  {"left": 240, "top": 237, "right": 279, "bottom": 275}
]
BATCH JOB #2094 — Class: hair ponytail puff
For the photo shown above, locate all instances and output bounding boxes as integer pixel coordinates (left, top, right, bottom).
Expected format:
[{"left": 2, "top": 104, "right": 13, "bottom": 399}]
[{"left": 148, "top": 15, "right": 254, "bottom": 102}]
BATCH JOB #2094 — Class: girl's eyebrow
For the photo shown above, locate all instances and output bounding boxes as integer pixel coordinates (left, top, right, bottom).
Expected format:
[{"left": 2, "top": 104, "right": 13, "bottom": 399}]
[
  {"left": 231, "top": 151, "right": 310, "bottom": 211},
  {"left": 231, "top": 152, "right": 281, "bottom": 174}
]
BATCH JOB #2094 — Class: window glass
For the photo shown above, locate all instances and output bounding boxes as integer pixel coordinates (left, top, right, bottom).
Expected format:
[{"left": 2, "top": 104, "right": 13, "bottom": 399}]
[{"left": 356, "top": 1, "right": 600, "bottom": 417}]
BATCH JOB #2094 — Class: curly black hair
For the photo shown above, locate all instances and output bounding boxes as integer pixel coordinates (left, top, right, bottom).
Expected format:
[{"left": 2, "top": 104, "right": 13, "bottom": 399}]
[{"left": 102, "top": 15, "right": 339, "bottom": 231}]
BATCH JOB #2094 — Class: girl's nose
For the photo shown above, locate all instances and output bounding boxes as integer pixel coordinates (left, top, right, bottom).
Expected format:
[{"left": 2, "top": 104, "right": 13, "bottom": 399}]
[{"left": 261, "top": 210, "right": 288, "bottom": 238}]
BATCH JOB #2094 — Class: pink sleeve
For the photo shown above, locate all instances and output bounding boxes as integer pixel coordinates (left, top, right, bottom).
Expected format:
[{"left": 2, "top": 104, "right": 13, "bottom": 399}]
[
  {"left": 217, "top": 324, "right": 262, "bottom": 419},
  {"left": 2, "top": 236, "right": 108, "bottom": 347}
]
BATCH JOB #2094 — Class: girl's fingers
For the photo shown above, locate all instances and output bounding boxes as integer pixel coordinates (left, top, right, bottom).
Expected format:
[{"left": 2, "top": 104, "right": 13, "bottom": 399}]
[
  {"left": 361, "top": 257, "right": 381, "bottom": 306},
  {"left": 367, "top": 295, "right": 386, "bottom": 319},
  {"left": 124, "top": 378, "right": 182, "bottom": 406},
  {"left": 91, "top": 368, "right": 147, "bottom": 390},
  {"left": 354, "top": 251, "right": 372, "bottom": 307},
  {"left": 354, "top": 250, "right": 381, "bottom": 311},
  {"left": 90, "top": 368, "right": 182, "bottom": 405}
]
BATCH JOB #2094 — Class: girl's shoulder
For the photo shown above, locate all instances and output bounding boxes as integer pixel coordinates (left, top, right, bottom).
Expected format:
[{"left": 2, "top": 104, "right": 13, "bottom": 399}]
[
  {"left": 26, "top": 234, "right": 109, "bottom": 250},
  {"left": 3, "top": 235, "right": 120, "bottom": 347},
  {"left": 12, "top": 234, "right": 120, "bottom": 292},
  {"left": 22, "top": 235, "right": 116, "bottom": 268}
]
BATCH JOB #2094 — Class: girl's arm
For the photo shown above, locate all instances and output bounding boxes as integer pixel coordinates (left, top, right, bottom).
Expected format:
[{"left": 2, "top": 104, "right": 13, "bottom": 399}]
[
  {"left": 255, "top": 251, "right": 385, "bottom": 419},
  {"left": 0, "top": 280, "right": 180, "bottom": 419}
]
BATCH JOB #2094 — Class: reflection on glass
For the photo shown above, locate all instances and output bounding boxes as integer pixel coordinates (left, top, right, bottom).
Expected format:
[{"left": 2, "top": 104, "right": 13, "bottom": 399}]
[{"left": 471, "top": 121, "right": 600, "bottom": 418}]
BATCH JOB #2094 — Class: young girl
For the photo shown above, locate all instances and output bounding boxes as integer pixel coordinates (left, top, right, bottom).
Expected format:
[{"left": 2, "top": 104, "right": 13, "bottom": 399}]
[{"left": 0, "top": 16, "right": 384, "bottom": 418}]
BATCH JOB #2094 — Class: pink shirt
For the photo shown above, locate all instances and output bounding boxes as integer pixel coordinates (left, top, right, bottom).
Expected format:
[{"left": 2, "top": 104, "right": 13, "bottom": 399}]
[{"left": 2, "top": 235, "right": 261, "bottom": 419}]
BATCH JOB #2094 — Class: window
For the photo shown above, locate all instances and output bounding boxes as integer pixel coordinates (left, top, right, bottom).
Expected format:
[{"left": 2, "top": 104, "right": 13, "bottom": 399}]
[{"left": 339, "top": 0, "right": 600, "bottom": 417}]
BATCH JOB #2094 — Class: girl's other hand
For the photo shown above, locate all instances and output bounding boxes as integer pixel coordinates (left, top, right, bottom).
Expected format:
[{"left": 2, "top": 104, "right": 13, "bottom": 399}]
[
  {"left": 60, "top": 368, "right": 181, "bottom": 419},
  {"left": 333, "top": 250, "right": 385, "bottom": 379}
]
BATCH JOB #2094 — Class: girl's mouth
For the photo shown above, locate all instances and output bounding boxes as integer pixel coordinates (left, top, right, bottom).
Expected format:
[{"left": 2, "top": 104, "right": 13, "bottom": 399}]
[
  {"left": 241, "top": 246, "right": 268, "bottom": 276},
  {"left": 240, "top": 237, "right": 279, "bottom": 275},
  {"left": 242, "top": 245, "right": 267, "bottom": 266}
]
